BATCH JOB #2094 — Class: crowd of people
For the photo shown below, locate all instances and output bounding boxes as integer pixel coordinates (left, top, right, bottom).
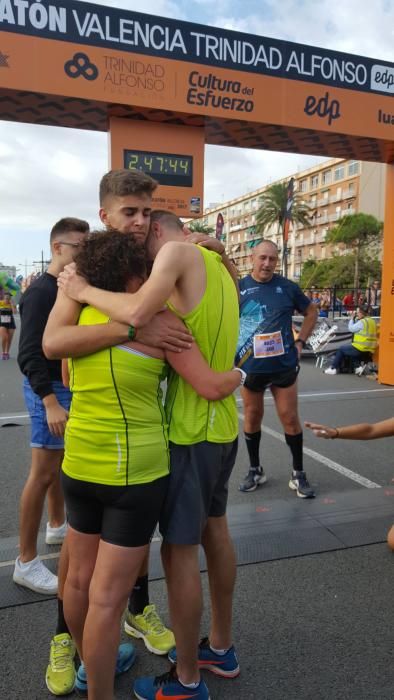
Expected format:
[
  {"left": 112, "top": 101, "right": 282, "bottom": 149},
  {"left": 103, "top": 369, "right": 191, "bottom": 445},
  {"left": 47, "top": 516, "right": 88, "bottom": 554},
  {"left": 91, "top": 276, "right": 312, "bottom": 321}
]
[
  {"left": 8, "top": 168, "right": 391, "bottom": 700},
  {"left": 303, "top": 283, "right": 381, "bottom": 318}
]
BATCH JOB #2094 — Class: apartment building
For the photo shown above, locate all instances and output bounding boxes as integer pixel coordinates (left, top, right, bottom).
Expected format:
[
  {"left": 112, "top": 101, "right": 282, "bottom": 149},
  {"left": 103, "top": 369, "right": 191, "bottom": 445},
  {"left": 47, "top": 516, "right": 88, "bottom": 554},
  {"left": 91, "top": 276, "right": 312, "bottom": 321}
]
[{"left": 195, "top": 158, "right": 386, "bottom": 279}]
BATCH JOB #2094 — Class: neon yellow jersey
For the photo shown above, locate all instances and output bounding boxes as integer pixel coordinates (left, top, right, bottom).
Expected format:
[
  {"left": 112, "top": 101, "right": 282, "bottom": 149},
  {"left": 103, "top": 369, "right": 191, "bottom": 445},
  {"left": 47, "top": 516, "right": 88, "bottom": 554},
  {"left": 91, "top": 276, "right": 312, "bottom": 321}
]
[
  {"left": 165, "top": 246, "right": 239, "bottom": 445},
  {"left": 62, "top": 306, "right": 170, "bottom": 486},
  {"left": 352, "top": 317, "right": 378, "bottom": 352}
]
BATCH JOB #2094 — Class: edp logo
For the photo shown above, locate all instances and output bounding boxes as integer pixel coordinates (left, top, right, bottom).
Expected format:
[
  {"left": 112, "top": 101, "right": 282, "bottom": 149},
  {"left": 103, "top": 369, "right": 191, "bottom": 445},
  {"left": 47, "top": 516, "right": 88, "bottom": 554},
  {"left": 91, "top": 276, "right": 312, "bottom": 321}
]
[
  {"left": 370, "top": 64, "right": 394, "bottom": 93},
  {"left": 304, "top": 91, "right": 341, "bottom": 126}
]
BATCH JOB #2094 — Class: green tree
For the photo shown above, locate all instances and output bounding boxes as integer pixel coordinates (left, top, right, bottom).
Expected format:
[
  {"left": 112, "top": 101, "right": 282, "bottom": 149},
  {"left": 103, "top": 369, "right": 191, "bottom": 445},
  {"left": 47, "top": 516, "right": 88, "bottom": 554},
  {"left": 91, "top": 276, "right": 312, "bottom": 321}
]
[
  {"left": 326, "top": 213, "right": 382, "bottom": 292},
  {"left": 299, "top": 254, "right": 381, "bottom": 289},
  {"left": 188, "top": 221, "right": 215, "bottom": 235},
  {"left": 255, "top": 183, "right": 312, "bottom": 276}
]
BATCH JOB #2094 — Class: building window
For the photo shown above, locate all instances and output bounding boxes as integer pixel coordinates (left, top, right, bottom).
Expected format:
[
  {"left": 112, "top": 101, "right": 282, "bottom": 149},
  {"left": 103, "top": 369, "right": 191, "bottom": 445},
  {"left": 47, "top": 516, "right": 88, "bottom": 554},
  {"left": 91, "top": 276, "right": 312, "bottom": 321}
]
[
  {"left": 300, "top": 179, "right": 307, "bottom": 192},
  {"left": 348, "top": 182, "right": 355, "bottom": 194},
  {"left": 334, "top": 166, "right": 345, "bottom": 181},
  {"left": 310, "top": 175, "right": 319, "bottom": 189},
  {"left": 322, "top": 170, "right": 332, "bottom": 185},
  {"left": 348, "top": 160, "right": 359, "bottom": 176}
]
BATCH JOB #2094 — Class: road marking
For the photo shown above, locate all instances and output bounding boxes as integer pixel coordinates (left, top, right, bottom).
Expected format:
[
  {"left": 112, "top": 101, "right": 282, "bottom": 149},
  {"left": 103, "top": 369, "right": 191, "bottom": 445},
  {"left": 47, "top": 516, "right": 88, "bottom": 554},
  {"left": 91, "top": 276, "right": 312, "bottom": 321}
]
[
  {"left": 237, "top": 412, "right": 382, "bottom": 489},
  {"left": 297, "top": 388, "right": 394, "bottom": 399},
  {"left": 236, "top": 388, "right": 394, "bottom": 404},
  {"left": 0, "top": 536, "right": 162, "bottom": 567},
  {"left": 0, "top": 413, "right": 29, "bottom": 420},
  {"left": 0, "top": 552, "right": 60, "bottom": 569}
]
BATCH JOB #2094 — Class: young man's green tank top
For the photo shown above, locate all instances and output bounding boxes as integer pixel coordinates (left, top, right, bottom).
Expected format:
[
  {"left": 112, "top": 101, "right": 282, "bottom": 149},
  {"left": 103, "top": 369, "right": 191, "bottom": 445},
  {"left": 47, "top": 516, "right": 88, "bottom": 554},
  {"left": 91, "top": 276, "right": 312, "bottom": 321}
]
[
  {"left": 62, "top": 306, "right": 170, "bottom": 487},
  {"left": 165, "top": 246, "right": 239, "bottom": 445}
]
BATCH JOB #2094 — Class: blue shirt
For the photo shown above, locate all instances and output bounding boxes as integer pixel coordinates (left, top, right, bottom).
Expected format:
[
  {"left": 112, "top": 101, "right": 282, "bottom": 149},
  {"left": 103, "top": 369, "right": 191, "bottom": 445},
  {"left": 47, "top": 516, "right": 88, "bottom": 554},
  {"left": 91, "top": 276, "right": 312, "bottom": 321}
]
[{"left": 236, "top": 274, "right": 311, "bottom": 373}]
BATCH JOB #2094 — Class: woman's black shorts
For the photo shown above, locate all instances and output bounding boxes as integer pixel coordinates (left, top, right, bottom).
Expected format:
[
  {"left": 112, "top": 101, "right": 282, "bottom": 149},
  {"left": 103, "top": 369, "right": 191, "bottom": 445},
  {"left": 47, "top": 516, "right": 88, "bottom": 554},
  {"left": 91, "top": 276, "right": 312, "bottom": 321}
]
[{"left": 62, "top": 472, "right": 169, "bottom": 547}]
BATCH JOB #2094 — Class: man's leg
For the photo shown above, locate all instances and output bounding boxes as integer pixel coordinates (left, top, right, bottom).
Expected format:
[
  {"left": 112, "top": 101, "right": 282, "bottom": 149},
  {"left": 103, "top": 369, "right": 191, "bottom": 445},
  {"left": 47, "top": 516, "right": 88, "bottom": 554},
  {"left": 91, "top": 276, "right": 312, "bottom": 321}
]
[
  {"left": 239, "top": 385, "right": 266, "bottom": 492},
  {"left": 19, "top": 448, "right": 64, "bottom": 562},
  {"left": 161, "top": 542, "right": 202, "bottom": 684},
  {"left": 201, "top": 515, "right": 236, "bottom": 650},
  {"left": 47, "top": 470, "right": 66, "bottom": 532},
  {"left": 13, "top": 448, "right": 62, "bottom": 594},
  {"left": 45, "top": 536, "right": 77, "bottom": 696},
  {"left": 271, "top": 382, "right": 315, "bottom": 498},
  {"left": 124, "top": 548, "right": 175, "bottom": 655},
  {"left": 0, "top": 327, "right": 6, "bottom": 355}
]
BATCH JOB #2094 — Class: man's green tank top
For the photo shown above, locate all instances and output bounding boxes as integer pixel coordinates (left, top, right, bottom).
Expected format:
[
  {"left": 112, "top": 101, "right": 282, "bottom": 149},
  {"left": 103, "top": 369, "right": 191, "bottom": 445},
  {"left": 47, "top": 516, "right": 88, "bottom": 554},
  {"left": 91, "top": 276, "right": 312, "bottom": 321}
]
[
  {"left": 62, "top": 306, "right": 170, "bottom": 486},
  {"left": 165, "top": 246, "right": 239, "bottom": 445}
]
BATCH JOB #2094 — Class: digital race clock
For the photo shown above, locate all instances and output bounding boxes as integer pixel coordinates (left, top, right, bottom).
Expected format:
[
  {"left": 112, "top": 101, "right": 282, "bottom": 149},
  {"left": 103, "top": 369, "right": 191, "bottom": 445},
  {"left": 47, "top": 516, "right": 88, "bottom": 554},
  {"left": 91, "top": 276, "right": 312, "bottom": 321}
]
[{"left": 124, "top": 150, "right": 193, "bottom": 187}]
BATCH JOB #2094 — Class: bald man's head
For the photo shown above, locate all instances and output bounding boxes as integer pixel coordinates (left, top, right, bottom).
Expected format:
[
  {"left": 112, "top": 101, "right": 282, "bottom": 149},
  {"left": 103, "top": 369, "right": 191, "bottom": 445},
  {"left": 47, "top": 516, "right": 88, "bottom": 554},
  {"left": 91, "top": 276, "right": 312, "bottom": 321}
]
[{"left": 251, "top": 240, "right": 279, "bottom": 283}]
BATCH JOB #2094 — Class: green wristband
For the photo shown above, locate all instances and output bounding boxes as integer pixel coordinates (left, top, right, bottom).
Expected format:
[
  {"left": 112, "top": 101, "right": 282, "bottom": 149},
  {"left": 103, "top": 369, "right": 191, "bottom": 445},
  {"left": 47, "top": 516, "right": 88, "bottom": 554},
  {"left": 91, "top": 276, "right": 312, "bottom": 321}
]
[{"left": 128, "top": 325, "right": 136, "bottom": 341}]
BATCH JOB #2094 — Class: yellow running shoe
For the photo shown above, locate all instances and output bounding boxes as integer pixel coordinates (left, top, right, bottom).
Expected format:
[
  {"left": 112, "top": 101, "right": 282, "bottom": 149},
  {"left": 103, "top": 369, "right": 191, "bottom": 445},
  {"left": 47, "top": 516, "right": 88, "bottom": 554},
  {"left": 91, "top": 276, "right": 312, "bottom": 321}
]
[
  {"left": 124, "top": 604, "right": 175, "bottom": 655},
  {"left": 45, "top": 632, "right": 76, "bottom": 696}
]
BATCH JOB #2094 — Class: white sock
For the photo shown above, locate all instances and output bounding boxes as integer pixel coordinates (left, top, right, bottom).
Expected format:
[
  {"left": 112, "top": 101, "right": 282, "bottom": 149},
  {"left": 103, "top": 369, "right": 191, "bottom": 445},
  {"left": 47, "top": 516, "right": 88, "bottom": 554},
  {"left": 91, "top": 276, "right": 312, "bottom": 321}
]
[
  {"left": 17, "top": 556, "right": 39, "bottom": 569},
  {"left": 210, "top": 644, "right": 229, "bottom": 655},
  {"left": 179, "top": 678, "right": 200, "bottom": 689}
]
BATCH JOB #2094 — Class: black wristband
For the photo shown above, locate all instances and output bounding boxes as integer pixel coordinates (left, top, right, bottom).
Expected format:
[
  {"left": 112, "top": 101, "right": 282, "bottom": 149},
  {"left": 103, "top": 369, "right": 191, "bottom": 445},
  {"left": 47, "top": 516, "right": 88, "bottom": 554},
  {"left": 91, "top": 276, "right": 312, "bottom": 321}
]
[
  {"left": 128, "top": 325, "right": 136, "bottom": 341},
  {"left": 295, "top": 338, "right": 306, "bottom": 348}
]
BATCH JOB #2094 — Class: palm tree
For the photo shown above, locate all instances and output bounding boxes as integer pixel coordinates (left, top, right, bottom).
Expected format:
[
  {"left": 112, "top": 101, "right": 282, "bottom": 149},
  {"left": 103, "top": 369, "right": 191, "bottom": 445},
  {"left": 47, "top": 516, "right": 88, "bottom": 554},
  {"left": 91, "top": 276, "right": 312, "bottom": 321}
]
[
  {"left": 188, "top": 221, "right": 215, "bottom": 235},
  {"left": 256, "top": 183, "right": 312, "bottom": 233},
  {"left": 255, "top": 182, "right": 312, "bottom": 276}
]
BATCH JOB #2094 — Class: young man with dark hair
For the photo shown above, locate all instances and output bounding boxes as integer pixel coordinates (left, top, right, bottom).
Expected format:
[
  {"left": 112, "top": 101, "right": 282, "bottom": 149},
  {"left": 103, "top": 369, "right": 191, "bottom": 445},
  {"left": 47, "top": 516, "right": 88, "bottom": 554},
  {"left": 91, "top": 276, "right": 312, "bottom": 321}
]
[
  {"left": 14, "top": 217, "right": 90, "bottom": 597},
  {"left": 56, "top": 209, "right": 241, "bottom": 700}
]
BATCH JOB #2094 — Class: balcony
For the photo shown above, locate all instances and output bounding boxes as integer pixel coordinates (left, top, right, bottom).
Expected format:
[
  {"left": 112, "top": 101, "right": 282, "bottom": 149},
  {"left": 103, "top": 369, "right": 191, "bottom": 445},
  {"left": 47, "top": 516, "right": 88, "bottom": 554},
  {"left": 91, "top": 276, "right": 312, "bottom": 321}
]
[{"left": 318, "top": 198, "right": 330, "bottom": 206}]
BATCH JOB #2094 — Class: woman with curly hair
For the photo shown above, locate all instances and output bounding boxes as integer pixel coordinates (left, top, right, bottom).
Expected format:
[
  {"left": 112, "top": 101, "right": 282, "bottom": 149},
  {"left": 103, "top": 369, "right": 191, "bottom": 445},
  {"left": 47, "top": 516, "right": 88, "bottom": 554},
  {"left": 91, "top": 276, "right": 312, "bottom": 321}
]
[{"left": 49, "top": 230, "right": 244, "bottom": 699}]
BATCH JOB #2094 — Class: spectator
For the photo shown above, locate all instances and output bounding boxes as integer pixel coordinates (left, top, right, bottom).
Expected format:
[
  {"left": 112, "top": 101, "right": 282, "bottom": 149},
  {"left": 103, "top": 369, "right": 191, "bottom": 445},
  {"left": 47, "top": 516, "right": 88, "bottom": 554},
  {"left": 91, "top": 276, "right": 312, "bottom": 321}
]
[
  {"left": 342, "top": 291, "right": 355, "bottom": 313},
  {"left": 369, "top": 280, "right": 381, "bottom": 315},
  {"left": 318, "top": 289, "right": 330, "bottom": 318},
  {"left": 324, "top": 304, "right": 378, "bottom": 375}
]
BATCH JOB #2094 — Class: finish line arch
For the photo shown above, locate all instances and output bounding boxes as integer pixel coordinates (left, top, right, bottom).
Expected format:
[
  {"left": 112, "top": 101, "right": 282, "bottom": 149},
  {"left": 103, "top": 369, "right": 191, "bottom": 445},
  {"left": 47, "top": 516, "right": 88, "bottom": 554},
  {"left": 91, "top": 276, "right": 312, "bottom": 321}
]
[{"left": 1, "top": 0, "right": 393, "bottom": 384}]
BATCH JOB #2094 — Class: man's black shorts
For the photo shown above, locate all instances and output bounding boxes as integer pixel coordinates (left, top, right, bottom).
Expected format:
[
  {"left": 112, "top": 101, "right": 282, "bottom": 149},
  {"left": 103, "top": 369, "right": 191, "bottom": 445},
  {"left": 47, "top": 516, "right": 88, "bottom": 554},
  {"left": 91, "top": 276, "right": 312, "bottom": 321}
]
[
  {"left": 244, "top": 365, "right": 300, "bottom": 393},
  {"left": 159, "top": 439, "right": 238, "bottom": 545},
  {"left": 62, "top": 472, "right": 169, "bottom": 547}
]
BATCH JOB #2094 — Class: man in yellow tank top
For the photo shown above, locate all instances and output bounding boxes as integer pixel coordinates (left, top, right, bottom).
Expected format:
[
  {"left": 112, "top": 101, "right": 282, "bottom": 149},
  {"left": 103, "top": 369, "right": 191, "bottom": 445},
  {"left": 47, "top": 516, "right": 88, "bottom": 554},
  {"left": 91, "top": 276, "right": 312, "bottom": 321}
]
[{"left": 59, "top": 211, "right": 241, "bottom": 700}]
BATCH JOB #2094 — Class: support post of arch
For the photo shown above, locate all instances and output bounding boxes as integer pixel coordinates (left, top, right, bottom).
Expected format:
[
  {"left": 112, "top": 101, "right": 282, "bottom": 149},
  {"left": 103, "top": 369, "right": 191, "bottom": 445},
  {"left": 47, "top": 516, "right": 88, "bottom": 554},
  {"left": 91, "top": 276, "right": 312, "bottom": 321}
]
[{"left": 378, "top": 162, "right": 394, "bottom": 386}]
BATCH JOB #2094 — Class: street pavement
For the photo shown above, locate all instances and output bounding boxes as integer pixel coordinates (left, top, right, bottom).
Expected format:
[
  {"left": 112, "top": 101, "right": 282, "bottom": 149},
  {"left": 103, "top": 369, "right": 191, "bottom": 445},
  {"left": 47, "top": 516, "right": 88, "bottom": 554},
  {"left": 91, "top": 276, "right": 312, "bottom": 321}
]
[{"left": 0, "top": 319, "right": 393, "bottom": 699}]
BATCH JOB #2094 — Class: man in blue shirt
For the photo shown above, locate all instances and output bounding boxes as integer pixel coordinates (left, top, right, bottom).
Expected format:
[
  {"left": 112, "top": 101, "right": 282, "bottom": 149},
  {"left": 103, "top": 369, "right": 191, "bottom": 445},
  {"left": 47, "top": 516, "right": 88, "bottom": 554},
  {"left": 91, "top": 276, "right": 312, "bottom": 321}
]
[{"left": 236, "top": 240, "right": 318, "bottom": 496}]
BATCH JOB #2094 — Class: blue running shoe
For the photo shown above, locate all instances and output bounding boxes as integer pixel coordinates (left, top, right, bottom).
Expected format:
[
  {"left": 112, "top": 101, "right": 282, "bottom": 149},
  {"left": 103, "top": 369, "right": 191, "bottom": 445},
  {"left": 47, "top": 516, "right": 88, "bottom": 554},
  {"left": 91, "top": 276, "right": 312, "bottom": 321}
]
[
  {"left": 134, "top": 667, "right": 210, "bottom": 700},
  {"left": 75, "top": 642, "right": 136, "bottom": 696},
  {"left": 168, "top": 637, "right": 240, "bottom": 678}
]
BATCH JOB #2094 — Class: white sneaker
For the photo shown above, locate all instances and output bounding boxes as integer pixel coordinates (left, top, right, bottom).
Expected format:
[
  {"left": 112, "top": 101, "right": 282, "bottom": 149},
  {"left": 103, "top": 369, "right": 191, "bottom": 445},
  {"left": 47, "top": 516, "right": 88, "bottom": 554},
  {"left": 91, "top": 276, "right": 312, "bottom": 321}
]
[
  {"left": 13, "top": 556, "right": 58, "bottom": 594},
  {"left": 46, "top": 520, "right": 67, "bottom": 545},
  {"left": 324, "top": 367, "right": 337, "bottom": 375}
]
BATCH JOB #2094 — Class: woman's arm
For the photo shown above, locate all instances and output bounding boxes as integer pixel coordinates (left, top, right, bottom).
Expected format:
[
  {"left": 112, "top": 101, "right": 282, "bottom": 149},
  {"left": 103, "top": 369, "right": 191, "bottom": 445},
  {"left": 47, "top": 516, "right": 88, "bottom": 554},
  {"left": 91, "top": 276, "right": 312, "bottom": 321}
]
[
  {"left": 304, "top": 418, "right": 394, "bottom": 440},
  {"left": 43, "top": 290, "right": 130, "bottom": 359},
  {"left": 166, "top": 343, "right": 243, "bottom": 400}
]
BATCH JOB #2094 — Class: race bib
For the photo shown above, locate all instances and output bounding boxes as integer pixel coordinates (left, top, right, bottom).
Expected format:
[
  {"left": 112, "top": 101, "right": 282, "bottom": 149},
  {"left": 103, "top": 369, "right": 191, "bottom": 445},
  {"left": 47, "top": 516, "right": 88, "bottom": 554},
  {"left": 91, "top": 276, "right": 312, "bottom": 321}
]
[
  {"left": 0, "top": 315, "right": 10, "bottom": 324},
  {"left": 253, "top": 331, "right": 284, "bottom": 358}
]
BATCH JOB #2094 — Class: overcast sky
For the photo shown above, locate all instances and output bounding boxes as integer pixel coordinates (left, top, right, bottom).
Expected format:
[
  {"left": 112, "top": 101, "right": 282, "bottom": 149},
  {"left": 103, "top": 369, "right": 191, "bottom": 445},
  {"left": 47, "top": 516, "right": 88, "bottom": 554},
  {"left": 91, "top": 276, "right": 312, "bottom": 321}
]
[{"left": 0, "top": 0, "right": 393, "bottom": 270}]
